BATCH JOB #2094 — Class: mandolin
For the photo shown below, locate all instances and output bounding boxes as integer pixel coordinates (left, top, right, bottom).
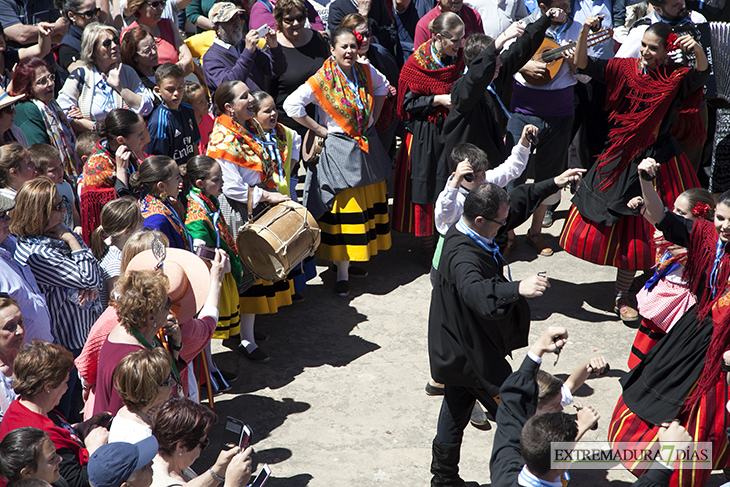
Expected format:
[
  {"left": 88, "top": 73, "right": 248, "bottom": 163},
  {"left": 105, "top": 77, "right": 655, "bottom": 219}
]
[{"left": 522, "top": 27, "right": 613, "bottom": 86}]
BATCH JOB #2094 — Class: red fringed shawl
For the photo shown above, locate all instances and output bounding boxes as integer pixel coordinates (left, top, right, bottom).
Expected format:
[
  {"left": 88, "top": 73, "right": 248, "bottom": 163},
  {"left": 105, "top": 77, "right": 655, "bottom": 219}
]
[
  {"left": 396, "top": 39, "right": 464, "bottom": 123},
  {"left": 596, "top": 58, "right": 704, "bottom": 191},
  {"left": 682, "top": 219, "right": 730, "bottom": 409}
]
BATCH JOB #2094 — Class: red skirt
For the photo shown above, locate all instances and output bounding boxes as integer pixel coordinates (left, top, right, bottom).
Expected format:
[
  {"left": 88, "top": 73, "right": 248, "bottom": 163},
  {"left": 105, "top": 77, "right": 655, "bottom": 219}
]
[
  {"left": 627, "top": 319, "right": 665, "bottom": 369},
  {"left": 560, "top": 154, "right": 699, "bottom": 270},
  {"left": 392, "top": 133, "right": 435, "bottom": 237},
  {"left": 609, "top": 380, "right": 730, "bottom": 487}
]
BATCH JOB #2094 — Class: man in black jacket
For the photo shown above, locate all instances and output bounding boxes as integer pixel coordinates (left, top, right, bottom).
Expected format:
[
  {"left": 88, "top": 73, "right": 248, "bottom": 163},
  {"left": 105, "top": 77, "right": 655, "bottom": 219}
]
[{"left": 427, "top": 168, "right": 583, "bottom": 486}]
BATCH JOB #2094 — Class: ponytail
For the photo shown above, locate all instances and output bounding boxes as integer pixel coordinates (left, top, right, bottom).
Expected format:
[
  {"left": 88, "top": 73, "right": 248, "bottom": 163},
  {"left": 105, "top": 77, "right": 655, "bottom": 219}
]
[
  {"left": 91, "top": 226, "right": 108, "bottom": 261},
  {"left": 91, "top": 196, "right": 142, "bottom": 260}
]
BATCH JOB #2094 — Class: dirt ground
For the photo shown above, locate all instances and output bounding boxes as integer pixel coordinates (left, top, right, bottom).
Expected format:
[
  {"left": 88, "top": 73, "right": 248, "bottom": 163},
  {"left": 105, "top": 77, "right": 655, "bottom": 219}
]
[{"left": 194, "top": 196, "right": 730, "bottom": 487}]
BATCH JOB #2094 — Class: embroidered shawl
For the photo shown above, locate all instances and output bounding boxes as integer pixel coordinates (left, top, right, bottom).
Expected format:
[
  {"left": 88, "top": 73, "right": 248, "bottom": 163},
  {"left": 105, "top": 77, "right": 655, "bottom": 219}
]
[
  {"left": 139, "top": 193, "right": 192, "bottom": 251},
  {"left": 307, "top": 58, "right": 374, "bottom": 152}
]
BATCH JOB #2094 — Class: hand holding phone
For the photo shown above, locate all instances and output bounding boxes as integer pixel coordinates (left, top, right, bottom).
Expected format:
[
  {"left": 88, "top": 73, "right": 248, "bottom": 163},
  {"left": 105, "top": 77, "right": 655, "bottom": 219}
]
[
  {"left": 256, "top": 24, "right": 270, "bottom": 37},
  {"left": 248, "top": 465, "right": 271, "bottom": 487}
]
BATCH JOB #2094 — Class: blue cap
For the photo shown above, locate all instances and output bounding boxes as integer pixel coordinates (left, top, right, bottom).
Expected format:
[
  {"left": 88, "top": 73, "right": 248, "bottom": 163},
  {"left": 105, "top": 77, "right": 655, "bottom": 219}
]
[{"left": 88, "top": 436, "right": 159, "bottom": 487}]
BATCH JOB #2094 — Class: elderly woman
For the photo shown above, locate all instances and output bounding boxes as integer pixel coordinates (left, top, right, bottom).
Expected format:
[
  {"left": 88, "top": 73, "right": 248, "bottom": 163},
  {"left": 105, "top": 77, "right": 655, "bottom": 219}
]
[
  {"left": 266, "top": 0, "right": 329, "bottom": 137},
  {"left": 0, "top": 341, "right": 109, "bottom": 487},
  {"left": 0, "top": 143, "right": 35, "bottom": 200},
  {"left": 10, "top": 58, "right": 79, "bottom": 178},
  {"left": 120, "top": 26, "right": 161, "bottom": 109},
  {"left": 0, "top": 87, "right": 27, "bottom": 147},
  {"left": 0, "top": 428, "right": 62, "bottom": 487},
  {"left": 151, "top": 397, "right": 253, "bottom": 487},
  {"left": 0, "top": 194, "right": 53, "bottom": 343},
  {"left": 11, "top": 177, "right": 102, "bottom": 419},
  {"left": 108, "top": 348, "right": 175, "bottom": 444},
  {"left": 55, "top": 0, "right": 102, "bottom": 80},
  {"left": 58, "top": 23, "right": 154, "bottom": 134},
  {"left": 122, "top": 0, "right": 192, "bottom": 75},
  {"left": 0, "top": 295, "right": 24, "bottom": 421}
]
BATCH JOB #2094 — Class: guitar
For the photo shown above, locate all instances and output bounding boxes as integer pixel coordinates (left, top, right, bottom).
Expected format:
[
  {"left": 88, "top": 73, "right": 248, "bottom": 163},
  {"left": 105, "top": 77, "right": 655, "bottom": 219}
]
[{"left": 522, "top": 27, "right": 613, "bottom": 86}]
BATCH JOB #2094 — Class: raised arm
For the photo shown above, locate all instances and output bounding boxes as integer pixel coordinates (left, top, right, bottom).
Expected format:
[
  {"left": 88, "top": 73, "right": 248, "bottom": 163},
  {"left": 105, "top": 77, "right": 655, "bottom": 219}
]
[{"left": 575, "top": 16, "right": 603, "bottom": 70}]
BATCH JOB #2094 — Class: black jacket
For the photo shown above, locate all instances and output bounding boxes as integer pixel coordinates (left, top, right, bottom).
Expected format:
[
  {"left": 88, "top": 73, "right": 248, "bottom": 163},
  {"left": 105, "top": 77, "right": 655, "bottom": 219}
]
[
  {"left": 428, "top": 178, "right": 558, "bottom": 395},
  {"left": 442, "top": 14, "right": 550, "bottom": 169}
]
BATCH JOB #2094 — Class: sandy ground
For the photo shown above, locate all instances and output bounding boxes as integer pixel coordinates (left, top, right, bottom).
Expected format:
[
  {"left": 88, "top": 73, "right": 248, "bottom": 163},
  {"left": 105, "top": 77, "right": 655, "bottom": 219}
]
[{"left": 194, "top": 195, "right": 730, "bottom": 487}]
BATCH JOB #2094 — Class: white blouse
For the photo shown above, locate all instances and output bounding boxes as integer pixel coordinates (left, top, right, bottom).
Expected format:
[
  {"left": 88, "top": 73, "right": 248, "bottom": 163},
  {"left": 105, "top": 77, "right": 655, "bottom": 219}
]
[{"left": 283, "top": 62, "right": 390, "bottom": 135}]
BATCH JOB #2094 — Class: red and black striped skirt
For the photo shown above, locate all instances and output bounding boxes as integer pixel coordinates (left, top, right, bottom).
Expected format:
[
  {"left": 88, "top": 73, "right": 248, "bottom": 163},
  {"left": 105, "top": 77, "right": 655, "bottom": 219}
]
[
  {"left": 392, "top": 133, "right": 435, "bottom": 237},
  {"left": 559, "top": 154, "right": 699, "bottom": 270}
]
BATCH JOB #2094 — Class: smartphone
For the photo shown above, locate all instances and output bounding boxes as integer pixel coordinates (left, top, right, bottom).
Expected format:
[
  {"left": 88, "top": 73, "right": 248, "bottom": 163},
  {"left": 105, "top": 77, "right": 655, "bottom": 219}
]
[
  {"left": 240, "top": 424, "right": 252, "bottom": 449},
  {"left": 248, "top": 464, "right": 271, "bottom": 487},
  {"left": 98, "top": 414, "right": 113, "bottom": 429},
  {"left": 221, "top": 417, "right": 248, "bottom": 450},
  {"left": 256, "top": 24, "right": 270, "bottom": 37},
  {"left": 195, "top": 245, "right": 216, "bottom": 261}
]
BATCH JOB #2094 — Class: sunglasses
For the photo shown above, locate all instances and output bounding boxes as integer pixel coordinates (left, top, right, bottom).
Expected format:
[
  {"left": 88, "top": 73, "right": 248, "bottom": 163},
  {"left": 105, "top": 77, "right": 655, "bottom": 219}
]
[
  {"left": 0, "top": 103, "right": 15, "bottom": 114},
  {"left": 73, "top": 7, "right": 101, "bottom": 19},
  {"left": 145, "top": 0, "right": 165, "bottom": 9},
  {"left": 355, "top": 29, "right": 371, "bottom": 38},
  {"left": 101, "top": 36, "right": 120, "bottom": 48},
  {"left": 0, "top": 210, "right": 10, "bottom": 220},
  {"left": 282, "top": 14, "right": 306, "bottom": 24}
]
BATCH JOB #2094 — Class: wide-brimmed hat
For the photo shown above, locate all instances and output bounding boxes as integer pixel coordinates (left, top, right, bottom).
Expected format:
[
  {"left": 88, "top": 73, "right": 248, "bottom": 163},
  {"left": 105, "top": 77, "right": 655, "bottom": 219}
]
[
  {"left": 210, "top": 2, "right": 246, "bottom": 23},
  {"left": 0, "top": 194, "right": 15, "bottom": 214},
  {"left": 0, "top": 87, "right": 22, "bottom": 111},
  {"left": 126, "top": 248, "right": 211, "bottom": 323},
  {"left": 88, "top": 436, "right": 158, "bottom": 487}
]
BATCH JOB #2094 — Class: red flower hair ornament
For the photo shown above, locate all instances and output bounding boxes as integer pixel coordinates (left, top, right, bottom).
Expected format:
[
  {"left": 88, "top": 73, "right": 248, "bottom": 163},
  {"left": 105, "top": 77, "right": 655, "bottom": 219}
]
[
  {"left": 353, "top": 31, "right": 364, "bottom": 49},
  {"left": 692, "top": 202, "right": 711, "bottom": 218},
  {"left": 666, "top": 33, "right": 680, "bottom": 51}
]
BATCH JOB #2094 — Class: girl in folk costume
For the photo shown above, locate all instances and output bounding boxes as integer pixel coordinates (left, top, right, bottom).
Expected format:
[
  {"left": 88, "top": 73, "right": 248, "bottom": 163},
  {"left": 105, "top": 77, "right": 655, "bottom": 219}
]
[
  {"left": 560, "top": 20, "right": 707, "bottom": 322},
  {"left": 207, "top": 80, "right": 292, "bottom": 364},
  {"left": 250, "top": 90, "right": 316, "bottom": 296},
  {"left": 79, "top": 109, "right": 149, "bottom": 243},
  {"left": 625, "top": 182, "right": 714, "bottom": 369},
  {"left": 608, "top": 160, "right": 730, "bottom": 487},
  {"left": 184, "top": 155, "right": 242, "bottom": 341},
  {"left": 283, "top": 27, "right": 392, "bottom": 297},
  {"left": 393, "top": 12, "right": 465, "bottom": 263},
  {"left": 132, "top": 156, "right": 192, "bottom": 251}
]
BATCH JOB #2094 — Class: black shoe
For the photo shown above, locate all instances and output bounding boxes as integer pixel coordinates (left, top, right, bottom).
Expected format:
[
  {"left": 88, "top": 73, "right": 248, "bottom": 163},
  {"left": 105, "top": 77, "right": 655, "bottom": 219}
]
[
  {"left": 335, "top": 280, "right": 349, "bottom": 297},
  {"left": 425, "top": 381, "right": 444, "bottom": 396},
  {"left": 291, "top": 293, "right": 305, "bottom": 303},
  {"left": 542, "top": 210, "right": 554, "bottom": 228},
  {"left": 219, "top": 369, "right": 237, "bottom": 383},
  {"left": 254, "top": 330, "right": 269, "bottom": 342},
  {"left": 238, "top": 345, "right": 270, "bottom": 363},
  {"left": 469, "top": 403, "right": 491, "bottom": 431},
  {"left": 221, "top": 337, "right": 238, "bottom": 350}
]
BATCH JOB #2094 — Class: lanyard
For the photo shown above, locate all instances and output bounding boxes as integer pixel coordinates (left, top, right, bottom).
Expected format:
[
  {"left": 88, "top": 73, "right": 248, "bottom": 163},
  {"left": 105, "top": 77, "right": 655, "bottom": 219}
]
[
  {"left": 334, "top": 62, "right": 364, "bottom": 110},
  {"left": 456, "top": 219, "right": 511, "bottom": 281},
  {"left": 430, "top": 44, "right": 454, "bottom": 69},
  {"left": 187, "top": 192, "right": 221, "bottom": 247},
  {"left": 251, "top": 131, "right": 286, "bottom": 189},
  {"left": 96, "top": 78, "right": 116, "bottom": 115},
  {"left": 165, "top": 198, "right": 195, "bottom": 251},
  {"left": 548, "top": 22, "right": 569, "bottom": 44},
  {"left": 487, "top": 83, "right": 511, "bottom": 119},
  {"left": 129, "top": 327, "right": 181, "bottom": 386},
  {"left": 711, "top": 238, "right": 725, "bottom": 298}
]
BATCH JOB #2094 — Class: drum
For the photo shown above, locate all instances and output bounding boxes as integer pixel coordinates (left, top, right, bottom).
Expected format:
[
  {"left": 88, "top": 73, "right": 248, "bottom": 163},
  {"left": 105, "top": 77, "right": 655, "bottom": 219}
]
[
  {"left": 302, "top": 129, "right": 324, "bottom": 166},
  {"left": 237, "top": 201, "right": 321, "bottom": 282}
]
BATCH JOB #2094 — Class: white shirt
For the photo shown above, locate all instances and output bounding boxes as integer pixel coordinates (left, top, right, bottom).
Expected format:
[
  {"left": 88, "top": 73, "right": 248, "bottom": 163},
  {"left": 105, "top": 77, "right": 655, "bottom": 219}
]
[
  {"left": 283, "top": 63, "right": 390, "bottom": 135},
  {"left": 465, "top": 0, "right": 528, "bottom": 39},
  {"left": 435, "top": 142, "right": 530, "bottom": 235},
  {"left": 108, "top": 415, "right": 153, "bottom": 443},
  {"left": 571, "top": 0, "right": 614, "bottom": 59},
  {"left": 615, "top": 10, "right": 707, "bottom": 59}
]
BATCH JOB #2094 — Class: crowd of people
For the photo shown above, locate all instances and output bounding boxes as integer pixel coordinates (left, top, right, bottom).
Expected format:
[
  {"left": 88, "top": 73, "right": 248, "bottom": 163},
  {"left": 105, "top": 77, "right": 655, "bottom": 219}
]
[{"left": 0, "top": 0, "right": 728, "bottom": 485}]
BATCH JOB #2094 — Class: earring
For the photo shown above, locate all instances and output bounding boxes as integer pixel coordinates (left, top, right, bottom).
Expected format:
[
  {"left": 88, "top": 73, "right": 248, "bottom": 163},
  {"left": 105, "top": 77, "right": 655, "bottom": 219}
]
[
  {"left": 159, "top": 191, "right": 169, "bottom": 201},
  {"left": 179, "top": 451, "right": 183, "bottom": 456}
]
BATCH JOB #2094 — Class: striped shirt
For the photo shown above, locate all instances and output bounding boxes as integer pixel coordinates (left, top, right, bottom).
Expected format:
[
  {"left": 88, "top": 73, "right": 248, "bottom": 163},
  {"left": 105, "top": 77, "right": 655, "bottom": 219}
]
[{"left": 14, "top": 234, "right": 103, "bottom": 351}]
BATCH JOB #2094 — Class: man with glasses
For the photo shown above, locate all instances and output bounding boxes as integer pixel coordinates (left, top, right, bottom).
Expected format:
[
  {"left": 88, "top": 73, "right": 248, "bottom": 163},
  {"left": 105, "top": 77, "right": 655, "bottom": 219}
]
[
  {"left": 202, "top": 1, "right": 287, "bottom": 95},
  {"left": 427, "top": 168, "right": 582, "bottom": 486}
]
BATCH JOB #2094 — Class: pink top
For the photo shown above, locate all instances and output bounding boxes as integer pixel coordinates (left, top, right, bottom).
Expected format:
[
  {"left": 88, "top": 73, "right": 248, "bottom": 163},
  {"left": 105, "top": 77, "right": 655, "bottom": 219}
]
[
  {"left": 413, "top": 5, "right": 484, "bottom": 51},
  {"left": 198, "top": 113, "right": 214, "bottom": 155},
  {"left": 123, "top": 18, "right": 179, "bottom": 65},
  {"left": 75, "top": 306, "right": 117, "bottom": 420}
]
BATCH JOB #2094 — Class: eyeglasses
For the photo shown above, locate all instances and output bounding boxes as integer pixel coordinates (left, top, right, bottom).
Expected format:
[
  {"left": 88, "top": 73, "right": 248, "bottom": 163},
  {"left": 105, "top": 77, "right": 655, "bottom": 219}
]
[
  {"left": 101, "top": 36, "right": 120, "bottom": 48},
  {"left": 355, "top": 29, "right": 371, "bottom": 38},
  {"left": 159, "top": 371, "right": 175, "bottom": 387},
  {"left": 0, "top": 210, "right": 10, "bottom": 220},
  {"left": 282, "top": 14, "right": 306, "bottom": 25},
  {"left": 0, "top": 103, "right": 15, "bottom": 114},
  {"left": 486, "top": 217, "right": 507, "bottom": 227},
  {"left": 51, "top": 200, "right": 65, "bottom": 212},
  {"left": 34, "top": 73, "right": 55, "bottom": 87},
  {"left": 196, "top": 438, "right": 210, "bottom": 450},
  {"left": 138, "top": 44, "right": 158, "bottom": 56},
  {"left": 73, "top": 7, "right": 101, "bottom": 19},
  {"left": 145, "top": 0, "right": 165, "bottom": 9}
]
